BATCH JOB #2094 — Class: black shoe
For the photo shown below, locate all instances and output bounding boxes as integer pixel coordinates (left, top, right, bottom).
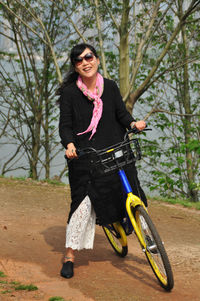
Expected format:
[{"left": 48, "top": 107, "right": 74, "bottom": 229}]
[{"left": 60, "top": 261, "right": 74, "bottom": 278}]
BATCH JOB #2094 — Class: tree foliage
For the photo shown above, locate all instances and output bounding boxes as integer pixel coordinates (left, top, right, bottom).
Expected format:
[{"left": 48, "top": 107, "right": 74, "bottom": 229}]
[{"left": 0, "top": 0, "right": 199, "bottom": 200}]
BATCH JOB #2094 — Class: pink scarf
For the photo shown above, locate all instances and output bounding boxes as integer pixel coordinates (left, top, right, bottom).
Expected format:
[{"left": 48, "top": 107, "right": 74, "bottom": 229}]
[{"left": 76, "top": 73, "right": 104, "bottom": 140}]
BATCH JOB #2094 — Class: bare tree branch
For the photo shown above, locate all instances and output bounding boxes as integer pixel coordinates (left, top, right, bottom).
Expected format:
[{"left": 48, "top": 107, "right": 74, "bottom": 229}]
[
  {"left": 100, "top": 0, "right": 119, "bottom": 30},
  {"left": 1, "top": 0, "right": 63, "bottom": 83},
  {"left": 142, "top": 54, "right": 200, "bottom": 94},
  {"left": 0, "top": 0, "right": 48, "bottom": 44},
  {"left": 124, "top": 0, "right": 163, "bottom": 101},
  {"left": 51, "top": 0, "right": 87, "bottom": 43},
  {"left": 93, "top": 0, "right": 109, "bottom": 78},
  {"left": 128, "top": 0, "right": 200, "bottom": 106},
  {"left": 144, "top": 107, "right": 200, "bottom": 121}
]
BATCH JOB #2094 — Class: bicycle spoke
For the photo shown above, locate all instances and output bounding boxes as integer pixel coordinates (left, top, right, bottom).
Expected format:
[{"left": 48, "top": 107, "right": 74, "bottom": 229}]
[
  {"left": 103, "top": 222, "right": 128, "bottom": 257},
  {"left": 132, "top": 206, "right": 174, "bottom": 291}
]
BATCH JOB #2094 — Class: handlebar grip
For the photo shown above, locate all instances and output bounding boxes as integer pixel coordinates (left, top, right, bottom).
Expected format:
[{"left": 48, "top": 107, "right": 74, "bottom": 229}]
[
  {"left": 130, "top": 127, "right": 152, "bottom": 134},
  {"left": 64, "top": 149, "right": 87, "bottom": 160},
  {"left": 125, "top": 127, "right": 152, "bottom": 139},
  {"left": 76, "top": 149, "right": 85, "bottom": 157},
  {"left": 131, "top": 127, "right": 141, "bottom": 134}
]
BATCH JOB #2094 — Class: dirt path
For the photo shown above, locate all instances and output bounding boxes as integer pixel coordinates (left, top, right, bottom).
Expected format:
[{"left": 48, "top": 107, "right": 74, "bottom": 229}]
[{"left": 0, "top": 177, "right": 200, "bottom": 301}]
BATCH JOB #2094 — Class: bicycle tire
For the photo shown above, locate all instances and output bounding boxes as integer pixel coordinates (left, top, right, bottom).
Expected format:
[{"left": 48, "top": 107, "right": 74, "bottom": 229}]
[
  {"left": 132, "top": 206, "right": 174, "bottom": 291},
  {"left": 102, "top": 222, "right": 128, "bottom": 257}
]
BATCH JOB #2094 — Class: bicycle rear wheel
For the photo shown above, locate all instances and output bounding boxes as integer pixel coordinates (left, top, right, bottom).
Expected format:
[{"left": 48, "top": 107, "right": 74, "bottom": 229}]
[
  {"left": 133, "top": 206, "right": 174, "bottom": 291},
  {"left": 102, "top": 222, "right": 128, "bottom": 257}
]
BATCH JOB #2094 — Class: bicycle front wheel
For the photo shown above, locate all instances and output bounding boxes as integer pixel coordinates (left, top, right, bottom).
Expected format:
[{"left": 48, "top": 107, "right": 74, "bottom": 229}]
[
  {"left": 102, "top": 222, "right": 128, "bottom": 257},
  {"left": 134, "top": 206, "right": 174, "bottom": 291}
]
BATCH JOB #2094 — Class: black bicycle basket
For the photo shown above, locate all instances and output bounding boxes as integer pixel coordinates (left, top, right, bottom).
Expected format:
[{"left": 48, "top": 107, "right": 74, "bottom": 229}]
[{"left": 93, "top": 138, "right": 141, "bottom": 175}]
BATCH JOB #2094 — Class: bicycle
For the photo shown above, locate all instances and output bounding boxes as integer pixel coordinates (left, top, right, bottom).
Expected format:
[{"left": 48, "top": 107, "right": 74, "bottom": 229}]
[{"left": 68, "top": 128, "right": 174, "bottom": 291}]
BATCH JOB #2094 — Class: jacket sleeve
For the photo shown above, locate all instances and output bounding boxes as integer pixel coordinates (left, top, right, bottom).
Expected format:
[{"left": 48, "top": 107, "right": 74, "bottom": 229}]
[
  {"left": 112, "top": 81, "right": 135, "bottom": 128},
  {"left": 59, "top": 87, "right": 75, "bottom": 148}
]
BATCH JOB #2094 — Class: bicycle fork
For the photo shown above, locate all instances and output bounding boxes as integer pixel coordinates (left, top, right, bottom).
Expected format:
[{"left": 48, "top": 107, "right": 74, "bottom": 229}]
[{"left": 118, "top": 169, "right": 147, "bottom": 249}]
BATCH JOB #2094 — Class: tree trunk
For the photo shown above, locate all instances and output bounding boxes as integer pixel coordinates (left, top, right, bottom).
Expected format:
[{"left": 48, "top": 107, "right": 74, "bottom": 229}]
[
  {"left": 180, "top": 3, "right": 198, "bottom": 202},
  {"left": 119, "top": 0, "right": 130, "bottom": 99},
  {"left": 31, "top": 108, "right": 42, "bottom": 180},
  {"left": 44, "top": 96, "right": 50, "bottom": 179},
  {"left": 43, "top": 48, "right": 50, "bottom": 180}
]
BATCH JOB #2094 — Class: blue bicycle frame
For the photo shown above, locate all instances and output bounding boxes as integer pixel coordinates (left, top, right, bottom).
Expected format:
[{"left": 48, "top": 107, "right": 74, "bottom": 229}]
[{"left": 118, "top": 169, "right": 134, "bottom": 233}]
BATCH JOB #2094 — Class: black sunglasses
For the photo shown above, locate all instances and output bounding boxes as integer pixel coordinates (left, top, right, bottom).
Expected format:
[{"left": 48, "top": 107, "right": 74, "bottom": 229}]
[{"left": 74, "top": 52, "right": 95, "bottom": 66}]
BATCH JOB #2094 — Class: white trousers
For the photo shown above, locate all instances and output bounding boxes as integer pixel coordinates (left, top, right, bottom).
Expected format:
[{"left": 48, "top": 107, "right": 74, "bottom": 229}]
[{"left": 65, "top": 195, "right": 96, "bottom": 250}]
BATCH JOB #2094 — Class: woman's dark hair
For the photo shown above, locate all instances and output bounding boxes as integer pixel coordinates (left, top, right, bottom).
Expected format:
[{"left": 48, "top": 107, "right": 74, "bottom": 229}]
[{"left": 56, "top": 43, "right": 98, "bottom": 96}]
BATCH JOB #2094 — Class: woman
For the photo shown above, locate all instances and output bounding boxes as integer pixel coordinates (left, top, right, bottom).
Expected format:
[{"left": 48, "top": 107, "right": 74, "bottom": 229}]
[{"left": 58, "top": 43, "right": 147, "bottom": 278}]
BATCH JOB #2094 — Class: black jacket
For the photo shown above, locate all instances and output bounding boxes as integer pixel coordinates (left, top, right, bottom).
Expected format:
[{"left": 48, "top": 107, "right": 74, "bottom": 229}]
[
  {"left": 59, "top": 78, "right": 146, "bottom": 225},
  {"left": 59, "top": 78, "right": 134, "bottom": 150}
]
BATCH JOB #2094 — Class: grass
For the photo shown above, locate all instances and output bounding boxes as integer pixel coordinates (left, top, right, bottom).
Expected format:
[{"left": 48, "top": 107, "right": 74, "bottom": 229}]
[
  {"left": 0, "top": 276, "right": 38, "bottom": 295},
  {"left": 48, "top": 297, "right": 73, "bottom": 301},
  {"left": 0, "top": 175, "right": 65, "bottom": 186},
  {"left": 49, "top": 297, "right": 68, "bottom": 301},
  {"left": 1, "top": 290, "right": 12, "bottom": 294},
  {"left": 15, "top": 284, "right": 38, "bottom": 291},
  {"left": 150, "top": 195, "right": 200, "bottom": 210},
  {"left": 0, "top": 271, "right": 6, "bottom": 278},
  {"left": 10, "top": 281, "right": 21, "bottom": 285},
  {"left": 40, "top": 178, "right": 65, "bottom": 186},
  {"left": 0, "top": 175, "right": 27, "bottom": 181}
]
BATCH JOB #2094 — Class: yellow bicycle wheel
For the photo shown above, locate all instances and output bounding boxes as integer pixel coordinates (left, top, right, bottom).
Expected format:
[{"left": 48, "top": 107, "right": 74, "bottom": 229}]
[
  {"left": 131, "top": 205, "right": 174, "bottom": 291},
  {"left": 102, "top": 222, "right": 128, "bottom": 257}
]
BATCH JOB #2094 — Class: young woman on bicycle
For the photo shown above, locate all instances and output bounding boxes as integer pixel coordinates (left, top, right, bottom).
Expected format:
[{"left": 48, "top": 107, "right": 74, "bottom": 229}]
[{"left": 58, "top": 43, "right": 147, "bottom": 278}]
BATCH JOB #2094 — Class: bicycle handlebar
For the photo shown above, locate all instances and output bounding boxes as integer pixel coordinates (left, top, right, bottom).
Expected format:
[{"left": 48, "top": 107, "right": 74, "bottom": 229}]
[
  {"left": 124, "top": 127, "right": 152, "bottom": 139},
  {"left": 64, "top": 127, "right": 151, "bottom": 161}
]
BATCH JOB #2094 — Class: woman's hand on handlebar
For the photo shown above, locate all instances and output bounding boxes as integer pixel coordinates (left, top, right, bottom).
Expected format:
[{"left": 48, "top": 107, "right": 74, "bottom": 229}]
[
  {"left": 130, "top": 120, "right": 146, "bottom": 131},
  {"left": 65, "top": 142, "right": 78, "bottom": 159}
]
